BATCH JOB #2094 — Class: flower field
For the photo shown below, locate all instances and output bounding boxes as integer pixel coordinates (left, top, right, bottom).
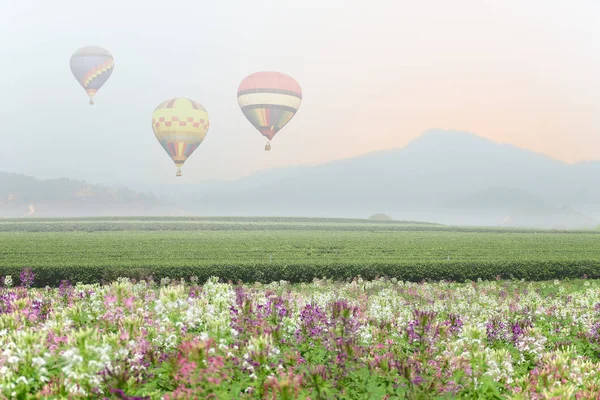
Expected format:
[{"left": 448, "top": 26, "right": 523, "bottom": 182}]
[{"left": 2, "top": 270, "right": 600, "bottom": 398}]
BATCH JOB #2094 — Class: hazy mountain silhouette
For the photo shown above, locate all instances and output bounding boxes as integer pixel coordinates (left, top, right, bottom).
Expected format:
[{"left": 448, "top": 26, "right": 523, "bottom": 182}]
[
  {"left": 165, "top": 129, "right": 599, "bottom": 226},
  {"left": 3, "top": 129, "right": 599, "bottom": 227}
]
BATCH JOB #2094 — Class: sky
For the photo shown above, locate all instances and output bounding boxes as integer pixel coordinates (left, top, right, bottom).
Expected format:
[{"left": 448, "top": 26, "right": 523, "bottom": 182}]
[{"left": 0, "top": 0, "right": 599, "bottom": 185}]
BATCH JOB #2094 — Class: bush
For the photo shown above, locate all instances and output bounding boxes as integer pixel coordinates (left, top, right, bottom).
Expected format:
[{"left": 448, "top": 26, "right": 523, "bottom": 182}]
[
  {"left": 3, "top": 260, "right": 600, "bottom": 287},
  {"left": 368, "top": 213, "right": 393, "bottom": 221}
]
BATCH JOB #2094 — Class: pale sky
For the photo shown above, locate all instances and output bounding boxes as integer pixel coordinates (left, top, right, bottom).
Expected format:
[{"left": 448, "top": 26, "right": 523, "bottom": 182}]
[{"left": 1, "top": 0, "right": 599, "bottom": 185}]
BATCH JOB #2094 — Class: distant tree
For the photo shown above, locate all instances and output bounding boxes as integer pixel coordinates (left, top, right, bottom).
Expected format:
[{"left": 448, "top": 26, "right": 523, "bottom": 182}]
[{"left": 368, "top": 213, "right": 393, "bottom": 221}]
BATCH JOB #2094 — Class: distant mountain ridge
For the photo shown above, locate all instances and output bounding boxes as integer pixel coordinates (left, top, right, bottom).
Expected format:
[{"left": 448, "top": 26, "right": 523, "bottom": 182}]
[
  {"left": 160, "top": 129, "right": 600, "bottom": 227},
  {"left": 0, "top": 172, "right": 171, "bottom": 217},
  {"left": 3, "top": 129, "right": 599, "bottom": 227}
]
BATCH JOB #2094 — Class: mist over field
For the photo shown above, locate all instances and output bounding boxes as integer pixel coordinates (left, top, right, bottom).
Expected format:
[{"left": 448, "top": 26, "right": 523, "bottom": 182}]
[{"left": 1, "top": 130, "right": 599, "bottom": 229}]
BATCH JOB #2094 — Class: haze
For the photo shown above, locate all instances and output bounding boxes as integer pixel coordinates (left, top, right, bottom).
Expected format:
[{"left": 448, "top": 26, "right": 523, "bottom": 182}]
[{"left": 1, "top": 0, "right": 599, "bottom": 186}]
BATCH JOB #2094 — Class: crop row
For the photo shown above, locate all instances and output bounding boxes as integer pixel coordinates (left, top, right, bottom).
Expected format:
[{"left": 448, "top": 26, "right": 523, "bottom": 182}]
[
  {"left": 1, "top": 230, "right": 599, "bottom": 285},
  {"left": 1, "top": 220, "right": 597, "bottom": 234},
  {"left": 2, "top": 260, "right": 600, "bottom": 287}
]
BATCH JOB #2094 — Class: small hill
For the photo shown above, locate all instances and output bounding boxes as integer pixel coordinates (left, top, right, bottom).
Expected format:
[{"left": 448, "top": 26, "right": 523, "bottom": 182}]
[{"left": 0, "top": 172, "right": 170, "bottom": 217}]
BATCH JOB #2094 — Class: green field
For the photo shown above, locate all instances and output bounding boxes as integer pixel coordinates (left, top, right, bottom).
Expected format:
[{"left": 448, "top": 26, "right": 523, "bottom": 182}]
[{"left": 1, "top": 217, "right": 599, "bottom": 285}]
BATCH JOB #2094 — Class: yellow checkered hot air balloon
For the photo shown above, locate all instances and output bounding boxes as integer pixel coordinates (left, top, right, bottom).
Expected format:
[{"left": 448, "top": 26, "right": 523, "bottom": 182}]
[{"left": 152, "top": 98, "right": 210, "bottom": 177}]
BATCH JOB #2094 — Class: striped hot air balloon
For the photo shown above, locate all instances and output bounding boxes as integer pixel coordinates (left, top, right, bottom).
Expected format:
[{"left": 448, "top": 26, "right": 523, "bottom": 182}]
[
  {"left": 237, "top": 71, "right": 302, "bottom": 151},
  {"left": 70, "top": 45, "right": 114, "bottom": 105},
  {"left": 152, "top": 98, "right": 210, "bottom": 177}
]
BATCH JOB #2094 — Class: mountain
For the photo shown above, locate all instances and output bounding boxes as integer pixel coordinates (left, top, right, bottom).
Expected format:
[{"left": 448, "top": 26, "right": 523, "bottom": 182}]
[
  {"left": 0, "top": 172, "right": 173, "bottom": 217},
  {"left": 4, "top": 129, "right": 599, "bottom": 228},
  {"left": 450, "top": 187, "right": 546, "bottom": 211},
  {"left": 162, "top": 129, "right": 599, "bottom": 227}
]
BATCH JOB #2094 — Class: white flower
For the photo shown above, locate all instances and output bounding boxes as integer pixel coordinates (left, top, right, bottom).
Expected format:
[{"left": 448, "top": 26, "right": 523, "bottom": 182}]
[
  {"left": 32, "top": 357, "right": 46, "bottom": 367},
  {"left": 15, "top": 376, "right": 28, "bottom": 385},
  {"left": 6, "top": 356, "right": 19, "bottom": 364}
]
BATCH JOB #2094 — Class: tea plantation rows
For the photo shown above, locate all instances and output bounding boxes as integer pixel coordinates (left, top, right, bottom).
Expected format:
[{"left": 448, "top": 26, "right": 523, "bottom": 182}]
[{"left": 1, "top": 217, "right": 599, "bottom": 285}]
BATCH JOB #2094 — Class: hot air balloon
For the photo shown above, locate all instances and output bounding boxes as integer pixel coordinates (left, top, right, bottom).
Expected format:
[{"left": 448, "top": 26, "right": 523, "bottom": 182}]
[
  {"left": 237, "top": 71, "right": 302, "bottom": 150},
  {"left": 152, "top": 98, "right": 210, "bottom": 177},
  {"left": 70, "top": 45, "right": 114, "bottom": 105}
]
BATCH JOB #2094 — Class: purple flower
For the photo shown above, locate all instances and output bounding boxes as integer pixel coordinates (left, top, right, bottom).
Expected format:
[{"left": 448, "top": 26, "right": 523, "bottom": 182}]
[
  {"left": 59, "top": 280, "right": 72, "bottom": 297},
  {"left": 296, "top": 303, "right": 329, "bottom": 342},
  {"left": 412, "top": 375, "right": 424, "bottom": 385},
  {"left": 589, "top": 322, "right": 600, "bottom": 343},
  {"left": 510, "top": 319, "right": 533, "bottom": 343},
  {"left": 486, "top": 317, "right": 507, "bottom": 342},
  {"left": 407, "top": 310, "right": 438, "bottom": 344},
  {"left": 0, "top": 292, "right": 17, "bottom": 314},
  {"left": 19, "top": 267, "right": 35, "bottom": 288},
  {"left": 443, "top": 314, "right": 463, "bottom": 335}
]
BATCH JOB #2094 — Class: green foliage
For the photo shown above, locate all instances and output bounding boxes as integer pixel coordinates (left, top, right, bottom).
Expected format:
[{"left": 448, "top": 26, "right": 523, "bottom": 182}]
[{"left": 0, "top": 217, "right": 599, "bottom": 286}]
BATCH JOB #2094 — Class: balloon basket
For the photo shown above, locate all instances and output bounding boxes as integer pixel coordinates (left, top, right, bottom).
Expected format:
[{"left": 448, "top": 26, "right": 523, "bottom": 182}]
[{"left": 265, "top": 142, "right": 271, "bottom": 151}]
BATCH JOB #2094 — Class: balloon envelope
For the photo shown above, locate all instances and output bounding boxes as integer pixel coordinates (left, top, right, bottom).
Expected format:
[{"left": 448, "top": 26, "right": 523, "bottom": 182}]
[
  {"left": 151, "top": 98, "right": 210, "bottom": 176},
  {"left": 237, "top": 71, "right": 302, "bottom": 142},
  {"left": 70, "top": 45, "right": 114, "bottom": 104}
]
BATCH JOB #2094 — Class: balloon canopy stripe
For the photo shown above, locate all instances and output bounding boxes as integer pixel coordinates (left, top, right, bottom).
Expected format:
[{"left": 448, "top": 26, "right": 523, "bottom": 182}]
[
  {"left": 71, "top": 45, "right": 112, "bottom": 57},
  {"left": 153, "top": 119, "right": 209, "bottom": 130},
  {"left": 237, "top": 88, "right": 302, "bottom": 99},
  {"left": 241, "top": 104, "right": 298, "bottom": 113},
  {"left": 241, "top": 107, "right": 296, "bottom": 140},
  {"left": 237, "top": 71, "right": 302, "bottom": 93},
  {"left": 237, "top": 92, "right": 301, "bottom": 110},
  {"left": 160, "top": 141, "right": 198, "bottom": 159},
  {"left": 82, "top": 58, "right": 115, "bottom": 87}
]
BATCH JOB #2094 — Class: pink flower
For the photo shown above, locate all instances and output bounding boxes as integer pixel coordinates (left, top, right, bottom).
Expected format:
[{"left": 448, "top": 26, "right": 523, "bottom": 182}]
[
  {"left": 104, "top": 294, "right": 117, "bottom": 306},
  {"left": 124, "top": 296, "right": 135, "bottom": 310}
]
